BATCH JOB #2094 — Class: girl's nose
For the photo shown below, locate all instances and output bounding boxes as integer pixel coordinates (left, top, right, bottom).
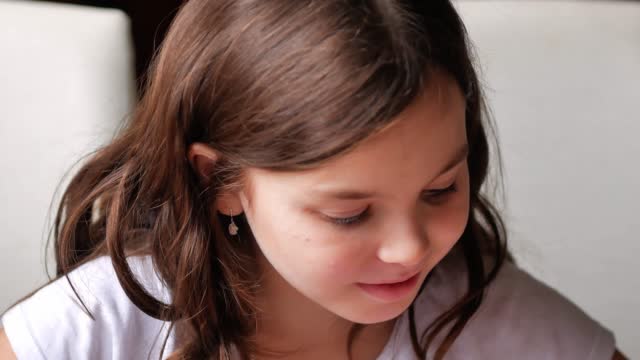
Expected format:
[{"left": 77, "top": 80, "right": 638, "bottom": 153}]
[{"left": 376, "top": 221, "right": 429, "bottom": 268}]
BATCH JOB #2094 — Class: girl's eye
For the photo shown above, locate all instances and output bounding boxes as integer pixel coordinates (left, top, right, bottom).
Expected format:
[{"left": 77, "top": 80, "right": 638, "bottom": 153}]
[
  {"left": 423, "top": 182, "right": 458, "bottom": 202},
  {"left": 327, "top": 208, "right": 370, "bottom": 227},
  {"left": 326, "top": 182, "right": 458, "bottom": 227}
]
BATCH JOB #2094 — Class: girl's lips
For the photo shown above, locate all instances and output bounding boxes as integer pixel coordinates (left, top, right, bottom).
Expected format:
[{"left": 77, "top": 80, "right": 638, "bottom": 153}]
[
  {"left": 362, "top": 271, "right": 419, "bottom": 285},
  {"left": 356, "top": 273, "right": 421, "bottom": 303}
]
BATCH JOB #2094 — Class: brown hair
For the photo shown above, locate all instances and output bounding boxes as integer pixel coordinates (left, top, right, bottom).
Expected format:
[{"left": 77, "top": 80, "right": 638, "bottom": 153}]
[{"left": 17, "top": 0, "right": 512, "bottom": 358}]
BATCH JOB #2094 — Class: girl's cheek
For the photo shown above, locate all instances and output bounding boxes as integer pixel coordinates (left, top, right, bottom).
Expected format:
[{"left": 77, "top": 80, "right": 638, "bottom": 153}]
[
  {"left": 302, "top": 235, "right": 370, "bottom": 279},
  {"left": 327, "top": 250, "right": 367, "bottom": 278},
  {"left": 427, "top": 175, "right": 470, "bottom": 243}
]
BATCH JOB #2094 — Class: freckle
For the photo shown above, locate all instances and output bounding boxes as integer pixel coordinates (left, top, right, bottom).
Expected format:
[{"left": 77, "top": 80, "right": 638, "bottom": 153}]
[{"left": 304, "top": 237, "right": 311, "bottom": 243}]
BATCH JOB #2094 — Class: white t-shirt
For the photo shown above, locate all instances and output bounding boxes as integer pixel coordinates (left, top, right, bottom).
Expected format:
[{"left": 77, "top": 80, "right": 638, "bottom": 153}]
[{"left": 1, "top": 249, "right": 616, "bottom": 359}]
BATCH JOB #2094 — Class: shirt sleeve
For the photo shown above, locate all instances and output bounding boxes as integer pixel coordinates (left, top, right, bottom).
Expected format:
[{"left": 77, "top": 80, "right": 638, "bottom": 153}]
[
  {"left": 409, "top": 247, "right": 617, "bottom": 360},
  {"left": 2, "top": 301, "right": 48, "bottom": 360},
  {"left": 449, "top": 259, "right": 617, "bottom": 360},
  {"left": 1, "top": 259, "right": 107, "bottom": 360},
  {"left": 1, "top": 256, "right": 174, "bottom": 360}
]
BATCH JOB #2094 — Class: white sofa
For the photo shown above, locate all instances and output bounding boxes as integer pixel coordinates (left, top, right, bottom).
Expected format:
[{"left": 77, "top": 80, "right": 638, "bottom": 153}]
[
  {"left": 0, "top": 0, "right": 135, "bottom": 311},
  {"left": 0, "top": 0, "right": 638, "bottom": 358}
]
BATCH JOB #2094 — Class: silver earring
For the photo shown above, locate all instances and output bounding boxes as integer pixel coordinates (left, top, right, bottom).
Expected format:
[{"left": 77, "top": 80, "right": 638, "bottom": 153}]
[{"left": 228, "top": 208, "right": 239, "bottom": 236}]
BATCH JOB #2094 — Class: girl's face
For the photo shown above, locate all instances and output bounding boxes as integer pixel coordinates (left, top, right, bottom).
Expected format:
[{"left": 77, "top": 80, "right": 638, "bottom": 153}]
[{"left": 237, "top": 71, "right": 470, "bottom": 324}]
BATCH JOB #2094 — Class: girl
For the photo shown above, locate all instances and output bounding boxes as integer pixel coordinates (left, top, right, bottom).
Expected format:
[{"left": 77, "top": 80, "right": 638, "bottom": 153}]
[{"left": 0, "top": 0, "right": 626, "bottom": 359}]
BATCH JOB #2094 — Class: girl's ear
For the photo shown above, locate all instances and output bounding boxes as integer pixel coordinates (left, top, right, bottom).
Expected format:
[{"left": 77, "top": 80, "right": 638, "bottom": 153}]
[
  {"left": 187, "top": 143, "right": 244, "bottom": 215},
  {"left": 187, "top": 142, "right": 219, "bottom": 185}
]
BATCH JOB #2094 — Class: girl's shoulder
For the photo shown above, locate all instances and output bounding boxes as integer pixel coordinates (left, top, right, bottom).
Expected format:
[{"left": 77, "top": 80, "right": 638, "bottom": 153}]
[
  {"left": 398, "top": 249, "right": 616, "bottom": 359},
  {"left": 1, "top": 256, "right": 175, "bottom": 360}
]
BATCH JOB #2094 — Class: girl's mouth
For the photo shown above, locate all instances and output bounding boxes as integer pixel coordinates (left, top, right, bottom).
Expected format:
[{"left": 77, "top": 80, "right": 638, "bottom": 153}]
[{"left": 356, "top": 273, "right": 420, "bottom": 303}]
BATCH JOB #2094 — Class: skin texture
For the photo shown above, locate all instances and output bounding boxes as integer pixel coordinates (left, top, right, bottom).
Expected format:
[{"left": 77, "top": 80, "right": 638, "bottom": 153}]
[
  {"left": 191, "top": 71, "right": 471, "bottom": 358},
  {"left": 0, "top": 328, "right": 17, "bottom": 360}
]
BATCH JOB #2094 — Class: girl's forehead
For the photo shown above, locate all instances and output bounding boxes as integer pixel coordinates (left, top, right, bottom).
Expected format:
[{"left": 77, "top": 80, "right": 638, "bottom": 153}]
[{"left": 246, "top": 72, "right": 467, "bottom": 195}]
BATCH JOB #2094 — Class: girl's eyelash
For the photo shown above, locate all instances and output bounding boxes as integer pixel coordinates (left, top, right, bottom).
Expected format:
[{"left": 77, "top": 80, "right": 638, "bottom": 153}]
[
  {"left": 328, "top": 183, "right": 458, "bottom": 227},
  {"left": 425, "top": 182, "right": 458, "bottom": 199},
  {"left": 328, "top": 208, "right": 371, "bottom": 226}
]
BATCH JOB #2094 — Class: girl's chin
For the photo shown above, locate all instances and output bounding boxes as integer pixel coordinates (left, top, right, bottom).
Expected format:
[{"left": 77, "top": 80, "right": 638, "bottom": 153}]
[
  {"left": 339, "top": 275, "right": 422, "bottom": 324},
  {"left": 338, "top": 297, "right": 414, "bottom": 325}
]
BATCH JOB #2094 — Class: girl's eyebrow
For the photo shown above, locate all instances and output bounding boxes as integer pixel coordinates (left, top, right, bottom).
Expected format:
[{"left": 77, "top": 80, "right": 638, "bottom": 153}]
[{"left": 311, "top": 143, "right": 469, "bottom": 200}]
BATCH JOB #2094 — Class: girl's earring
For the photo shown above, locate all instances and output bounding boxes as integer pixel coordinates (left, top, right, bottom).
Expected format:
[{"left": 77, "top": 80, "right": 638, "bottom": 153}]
[{"left": 228, "top": 208, "right": 239, "bottom": 236}]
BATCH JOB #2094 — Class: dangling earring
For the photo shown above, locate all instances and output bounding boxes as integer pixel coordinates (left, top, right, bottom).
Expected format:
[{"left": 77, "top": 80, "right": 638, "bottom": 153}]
[{"left": 228, "top": 208, "right": 239, "bottom": 236}]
